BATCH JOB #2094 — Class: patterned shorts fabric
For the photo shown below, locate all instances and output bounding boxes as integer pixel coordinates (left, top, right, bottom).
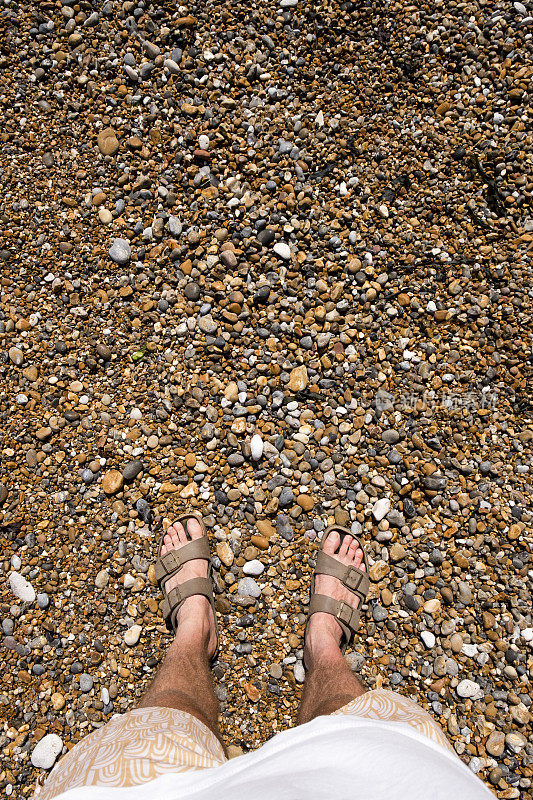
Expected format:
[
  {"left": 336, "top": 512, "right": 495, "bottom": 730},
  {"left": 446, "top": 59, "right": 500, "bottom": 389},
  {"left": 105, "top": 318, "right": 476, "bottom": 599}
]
[{"left": 36, "top": 689, "right": 451, "bottom": 799}]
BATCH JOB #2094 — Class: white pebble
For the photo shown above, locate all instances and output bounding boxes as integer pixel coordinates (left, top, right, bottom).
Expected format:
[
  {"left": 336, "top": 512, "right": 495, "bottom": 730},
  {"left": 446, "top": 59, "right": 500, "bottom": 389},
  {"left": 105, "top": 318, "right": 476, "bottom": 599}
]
[
  {"left": 372, "top": 498, "right": 391, "bottom": 522},
  {"left": 95, "top": 569, "right": 109, "bottom": 589},
  {"left": 198, "top": 135, "right": 210, "bottom": 150},
  {"left": 293, "top": 661, "right": 305, "bottom": 683},
  {"left": 237, "top": 577, "right": 261, "bottom": 598},
  {"left": 123, "top": 574, "right": 135, "bottom": 589},
  {"left": 124, "top": 625, "right": 142, "bottom": 646},
  {"left": 456, "top": 679, "right": 482, "bottom": 699},
  {"left": 11, "top": 555, "right": 21, "bottom": 571},
  {"left": 378, "top": 204, "right": 389, "bottom": 218},
  {"left": 243, "top": 559, "right": 265, "bottom": 577},
  {"left": 9, "top": 572, "right": 36, "bottom": 603},
  {"left": 250, "top": 434, "right": 263, "bottom": 461},
  {"left": 31, "top": 734, "right": 63, "bottom": 769},
  {"left": 273, "top": 242, "right": 291, "bottom": 260},
  {"left": 421, "top": 631, "right": 436, "bottom": 649}
]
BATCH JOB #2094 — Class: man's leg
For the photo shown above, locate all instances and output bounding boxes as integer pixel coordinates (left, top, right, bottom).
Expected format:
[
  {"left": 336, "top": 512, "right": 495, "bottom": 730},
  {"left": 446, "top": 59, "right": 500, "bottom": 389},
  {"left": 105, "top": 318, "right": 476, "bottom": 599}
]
[
  {"left": 298, "top": 531, "right": 368, "bottom": 724},
  {"left": 138, "top": 519, "right": 223, "bottom": 747}
]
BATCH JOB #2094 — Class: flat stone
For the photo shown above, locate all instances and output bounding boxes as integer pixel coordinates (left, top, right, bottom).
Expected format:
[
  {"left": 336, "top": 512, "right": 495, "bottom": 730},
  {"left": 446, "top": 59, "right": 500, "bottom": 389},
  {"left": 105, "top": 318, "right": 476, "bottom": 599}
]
[
  {"left": 250, "top": 434, "right": 263, "bottom": 460},
  {"left": 243, "top": 559, "right": 265, "bottom": 576},
  {"left": 389, "top": 542, "right": 406, "bottom": 562},
  {"left": 109, "top": 238, "right": 131, "bottom": 265},
  {"left": 288, "top": 365, "right": 308, "bottom": 391},
  {"left": 8, "top": 347, "right": 23, "bottom": 365},
  {"left": 122, "top": 461, "right": 143, "bottom": 481},
  {"left": 9, "top": 572, "right": 36, "bottom": 603},
  {"left": 216, "top": 541, "right": 234, "bottom": 566},
  {"left": 124, "top": 624, "right": 142, "bottom": 646},
  {"left": 421, "top": 631, "right": 436, "bottom": 648},
  {"left": 372, "top": 498, "right": 391, "bottom": 521},
  {"left": 237, "top": 577, "right": 261, "bottom": 598},
  {"left": 102, "top": 470, "right": 124, "bottom": 494},
  {"left": 456, "top": 679, "right": 482, "bottom": 699},
  {"left": 31, "top": 734, "right": 63, "bottom": 769},
  {"left": 273, "top": 242, "right": 291, "bottom": 260},
  {"left": 485, "top": 730, "right": 505, "bottom": 757},
  {"left": 97, "top": 128, "right": 119, "bottom": 156}
]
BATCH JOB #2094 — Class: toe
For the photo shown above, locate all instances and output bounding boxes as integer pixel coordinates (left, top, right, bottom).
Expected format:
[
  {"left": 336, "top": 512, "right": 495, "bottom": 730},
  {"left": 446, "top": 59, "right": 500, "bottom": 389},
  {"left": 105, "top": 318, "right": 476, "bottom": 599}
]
[
  {"left": 186, "top": 516, "right": 204, "bottom": 540},
  {"left": 161, "top": 532, "right": 172, "bottom": 555},
  {"left": 353, "top": 545, "right": 364, "bottom": 570},
  {"left": 322, "top": 530, "right": 340, "bottom": 555},
  {"left": 347, "top": 539, "right": 358, "bottom": 563},
  {"left": 338, "top": 534, "right": 352, "bottom": 560},
  {"left": 172, "top": 521, "right": 187, "bottom": 543}
]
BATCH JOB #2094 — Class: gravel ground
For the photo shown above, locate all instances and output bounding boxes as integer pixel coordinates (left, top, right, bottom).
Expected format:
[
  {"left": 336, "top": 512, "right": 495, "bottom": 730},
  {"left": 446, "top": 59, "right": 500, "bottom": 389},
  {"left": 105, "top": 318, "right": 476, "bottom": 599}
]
[{"left": 1, "top": 0, "right": 532, "bottom": 796}]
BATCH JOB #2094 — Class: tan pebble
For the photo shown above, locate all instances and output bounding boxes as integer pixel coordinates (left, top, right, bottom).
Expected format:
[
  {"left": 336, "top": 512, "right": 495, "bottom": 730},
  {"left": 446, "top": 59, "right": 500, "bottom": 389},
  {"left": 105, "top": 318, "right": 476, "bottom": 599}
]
[
  {"left": 369, "top": 560, "right": 389, "bottom": 581},
  {"left": 389, "top": 542, "right": 406, "bottom": 562},
  {"left": 297, "top": 494, "right": 315, "bottom": 511},
  {"left": 288, "top": 365, "right": 308, "bottom": 391},
  {"left": 508, "top": 524, "right": 522, "bottom": 541},
  {"left": 97, "top": 128, "right": 119, "bottom": 155},
  {"left": 256, "top": 520, "right": 276, "bottom": 539},
  {"left": 381, "top": 588, "right": 393, "bottom": 606},
  {"left": 180, "top": 482, "right": 198, "bottom": 498},
  {"left": 450, "top": 633, "right": 463, "bottom": 653},
  {"left": 485, "top": 730, "right": 505, "bottom": 757},
  {"left": 244, "top": 681, "right": 260, "bottom": 702},
  {"left": 51, "top": 693, "right": 65, "bottom": 711},
  {"left": 482, "top": 611, "right": 496, "bottom": 629},
  {"left": 423, "top": 599, "right": 441, "bottom": 615},
  {"left": 224, "top": 381, "right": 239, "bottom": 402},
  {"left": 159, "top": 482, "right": 180, "bottom": 494},
  {"left": 22, "top": 365, "right": 39, "bottom": 381},
  {"left": 98, "top": 208, "right": 113, "bottom": 224},
  {"left": 510, "top": 704, "right": 530, "bottom": 725},
  {"left": 251, "top": 535, "right": 269, "bottom": 550},
  {"left": 102, "top": 470, "right": 123, "bottom": 495},
  {"left": 216, "top": 542, "right": 234, "bottom": 567},
  {"left": 147, "top": 565, "right": 157, "bottom": 586}
]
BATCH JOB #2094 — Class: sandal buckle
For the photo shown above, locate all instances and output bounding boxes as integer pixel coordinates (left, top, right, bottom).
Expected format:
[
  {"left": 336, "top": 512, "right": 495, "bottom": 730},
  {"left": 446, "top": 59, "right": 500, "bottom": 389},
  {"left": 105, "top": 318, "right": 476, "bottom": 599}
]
[
  {"left": 336, "top": 601, "right": 352, "bottom": 625},
  {"left": 344, "top": 567, "right": 364, "bottom": 592}
]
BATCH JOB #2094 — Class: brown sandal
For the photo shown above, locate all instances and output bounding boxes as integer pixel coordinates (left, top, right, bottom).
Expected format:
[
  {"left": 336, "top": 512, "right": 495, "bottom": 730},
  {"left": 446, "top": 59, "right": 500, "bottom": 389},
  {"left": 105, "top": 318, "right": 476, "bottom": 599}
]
[
  {"left": 154, "top": 513, "right": 219, "bottom": 658},
  {"left": 307, "top": 525, "right": 369, "bottom": 653}
]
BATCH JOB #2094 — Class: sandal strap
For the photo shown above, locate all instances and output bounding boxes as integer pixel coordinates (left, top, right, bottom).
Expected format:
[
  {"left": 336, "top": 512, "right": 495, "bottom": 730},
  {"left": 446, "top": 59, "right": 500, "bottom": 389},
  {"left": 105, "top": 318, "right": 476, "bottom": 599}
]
[
  {"left": 308, "top": 593, "right": 361, "bottom": 644},
  {"left": 315, "top": 550, "right": 370, "bottom": 602},
  {"left": 160, "top": 577, "right": 213, "bottom": 632},
  {"left": 155, "top": 537, "right": 211, "bottom": 584}
]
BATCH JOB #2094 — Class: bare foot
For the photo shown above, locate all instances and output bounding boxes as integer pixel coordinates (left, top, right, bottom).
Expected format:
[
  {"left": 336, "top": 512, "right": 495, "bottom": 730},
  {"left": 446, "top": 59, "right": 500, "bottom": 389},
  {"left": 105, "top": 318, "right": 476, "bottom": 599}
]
[
  {"left": 160, "top": 517, "right": 217, "bottom": 658},
  {"left": 305, "top": 530, "right": 366, "bottom": 665}
]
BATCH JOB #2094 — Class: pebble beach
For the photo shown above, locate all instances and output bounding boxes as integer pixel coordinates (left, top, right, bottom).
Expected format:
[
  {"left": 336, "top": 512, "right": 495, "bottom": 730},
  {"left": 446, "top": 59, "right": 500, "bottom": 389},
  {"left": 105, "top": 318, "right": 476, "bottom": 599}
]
[{"left": 0, "top": 0, "right": 532, "bottom": 796}]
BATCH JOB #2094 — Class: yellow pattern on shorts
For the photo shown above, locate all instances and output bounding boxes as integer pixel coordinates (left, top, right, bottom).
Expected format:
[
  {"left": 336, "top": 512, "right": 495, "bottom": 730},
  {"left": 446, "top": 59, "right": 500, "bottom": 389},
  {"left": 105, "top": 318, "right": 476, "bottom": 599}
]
[
  {"left": 335, "top": 689, "right": 453, "bottom": 751},
  {"left": 37, "top": 706, "right": 226, "bottom": 799},
  {"left": 37, "top": 690, "right": 451, "bottom": 798}
]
